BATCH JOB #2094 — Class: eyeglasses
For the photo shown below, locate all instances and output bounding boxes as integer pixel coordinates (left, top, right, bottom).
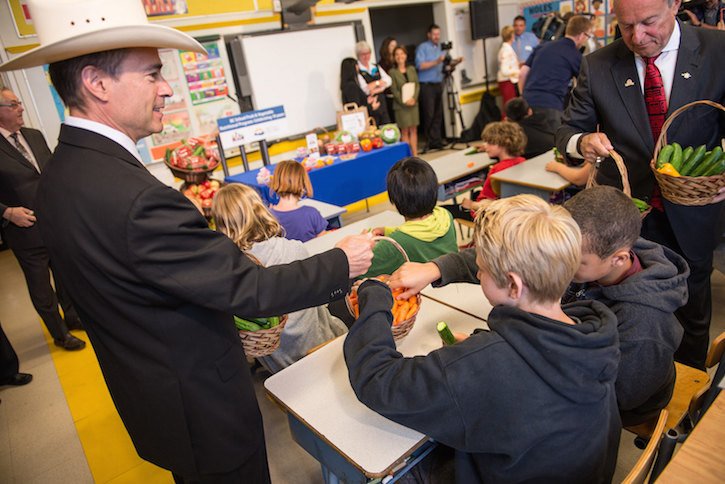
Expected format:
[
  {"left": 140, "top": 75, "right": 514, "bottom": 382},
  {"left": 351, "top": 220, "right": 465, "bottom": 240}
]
[
  {"left": 584, "top": 32, "right": 594, "bottom": 39},
  {"left": 0, "top": 101, "right": 22, "bottom": 109}
]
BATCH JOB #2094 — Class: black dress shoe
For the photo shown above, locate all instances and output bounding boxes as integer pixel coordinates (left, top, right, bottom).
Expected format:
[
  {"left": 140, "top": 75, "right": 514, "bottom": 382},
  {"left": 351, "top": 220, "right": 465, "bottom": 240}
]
[
  {"left": 0, "top": 372, "right": 33, "bottom": 386},
  {"left": 65, "top": 318, "right": 84, "bottom": 331},
  {"left": 54, "top": 334, "right": 86, "bottom": 351}
]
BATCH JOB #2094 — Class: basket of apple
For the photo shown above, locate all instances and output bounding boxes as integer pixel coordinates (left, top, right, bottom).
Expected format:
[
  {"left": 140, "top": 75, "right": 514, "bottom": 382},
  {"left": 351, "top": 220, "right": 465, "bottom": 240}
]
[{"left": 165, "top": 136, "right": 220, "bottom": 184}]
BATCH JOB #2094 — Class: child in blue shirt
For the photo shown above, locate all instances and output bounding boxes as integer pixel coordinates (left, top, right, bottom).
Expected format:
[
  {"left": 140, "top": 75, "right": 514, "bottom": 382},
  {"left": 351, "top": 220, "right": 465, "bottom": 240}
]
[{"left": 269, "top": 160, "right": 328, "bottom": 242}]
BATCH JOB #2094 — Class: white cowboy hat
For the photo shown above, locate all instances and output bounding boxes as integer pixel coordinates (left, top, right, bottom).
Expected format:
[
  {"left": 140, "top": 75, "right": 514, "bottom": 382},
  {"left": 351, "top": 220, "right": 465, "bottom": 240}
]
[{"left": 0, "top": 0, "right": 205, "bottom": 72}]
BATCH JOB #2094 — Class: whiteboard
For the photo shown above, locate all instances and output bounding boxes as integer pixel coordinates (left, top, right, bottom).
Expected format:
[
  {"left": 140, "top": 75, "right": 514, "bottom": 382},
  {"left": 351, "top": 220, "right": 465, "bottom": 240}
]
[{"left": 240, "top": 24, "right": 357, "bottom": 140}]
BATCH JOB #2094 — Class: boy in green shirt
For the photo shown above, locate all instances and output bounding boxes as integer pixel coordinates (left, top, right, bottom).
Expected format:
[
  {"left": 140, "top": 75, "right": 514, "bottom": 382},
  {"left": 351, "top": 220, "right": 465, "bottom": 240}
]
[{"left": 363, "top": 157, "right": 458, "bottom": 278}]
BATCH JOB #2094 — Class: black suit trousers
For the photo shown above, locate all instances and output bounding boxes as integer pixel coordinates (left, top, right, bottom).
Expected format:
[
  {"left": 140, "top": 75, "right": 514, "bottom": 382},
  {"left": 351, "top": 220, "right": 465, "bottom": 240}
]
[
  {"left": 419, "top": 82, "right": 444, "bottom": 146},
  {"left": 172, "top": 443, "right": 271, "bottom": 484},
  {"left": 12, "top": 245, "right": 78, "bottom": 340},
  {"left": 0, "top": 323, "right": 19, "bottom": 380}
]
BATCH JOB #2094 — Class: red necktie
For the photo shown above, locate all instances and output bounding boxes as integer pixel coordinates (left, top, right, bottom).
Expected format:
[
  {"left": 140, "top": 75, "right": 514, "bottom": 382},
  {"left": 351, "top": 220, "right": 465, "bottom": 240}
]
[{"left": 643, "top": 55, "right": 667, "bottom": 143}]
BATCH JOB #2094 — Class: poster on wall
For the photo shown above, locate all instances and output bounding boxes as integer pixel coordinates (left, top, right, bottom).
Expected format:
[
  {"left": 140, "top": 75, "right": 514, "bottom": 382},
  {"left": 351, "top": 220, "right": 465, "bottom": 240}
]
[
  {"left": 136, "top": 38, "right": 240, "bottom": 164},
  {"left": 143, "top": 0, "right": 188, "bottom": 16},
  {"left": 520, "top": 0, "right": 615, "bottom": 45}
]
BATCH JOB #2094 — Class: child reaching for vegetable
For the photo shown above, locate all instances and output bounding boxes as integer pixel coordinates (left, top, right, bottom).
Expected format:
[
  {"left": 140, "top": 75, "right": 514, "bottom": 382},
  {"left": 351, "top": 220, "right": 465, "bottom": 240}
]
[
  {"left": 444, "top": 122, "right": 528, "bottom": 221},
  {"left": 269, "top": 160, "right": 328, "bottom": 242},
  {"left": 212, "top": 184, "right": 347, "bottom": 373}
]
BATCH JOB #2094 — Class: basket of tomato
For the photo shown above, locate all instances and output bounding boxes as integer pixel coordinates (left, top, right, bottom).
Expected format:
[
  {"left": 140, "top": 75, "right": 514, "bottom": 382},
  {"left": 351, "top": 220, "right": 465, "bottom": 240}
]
[
  {"left": 346, "top": 237, "right": 422, "bottom": 343},
  {"left": 165, "top": 137, "right": 221, "bottom": 184}
]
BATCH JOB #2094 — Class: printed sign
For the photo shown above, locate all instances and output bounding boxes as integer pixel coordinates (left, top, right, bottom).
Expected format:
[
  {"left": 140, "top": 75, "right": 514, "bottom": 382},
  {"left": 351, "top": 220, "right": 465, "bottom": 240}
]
[{"left": 217, "top": 105, "right": 288, "bottom": 148}]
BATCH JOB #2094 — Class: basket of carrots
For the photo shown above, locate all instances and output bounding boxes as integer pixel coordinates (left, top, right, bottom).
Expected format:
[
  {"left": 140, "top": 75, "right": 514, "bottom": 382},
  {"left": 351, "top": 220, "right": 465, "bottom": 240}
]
[
  {"left": 649, "top": 100, "right": 725, "bottom": 206},
  {"left": 345, "top": 236, "right": 422, "bottom": 343}
]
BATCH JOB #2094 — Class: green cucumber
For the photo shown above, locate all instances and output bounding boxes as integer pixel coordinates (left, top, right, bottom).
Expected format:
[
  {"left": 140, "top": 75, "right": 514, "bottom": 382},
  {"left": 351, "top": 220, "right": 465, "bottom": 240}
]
[
  {"left": 679, "top": 145, "right": 707, "bottom": 176},
  {"left": 267, "top": 316, "right": 280, "bottom": 328},
  {"left": 702, "top": 157, "right": 725, "bottom": 176},
  {"left": 691, "top": 147, "right": 723, "bottom": 177},
  {"left": 656, "top": 144, "right": 674, "bottom": 169},
  {"left": 670, "top": 143, "right": 683, "bottom": 171},
  {"left": 234, "top": 316, "right": 263, "bottom": 332},
  {"left": 437, "top": 321, "right": 457, "bottom": 346},
  {"left": 675, "top": 146, "right": 693, "bottom": 172},
  {"left": 632, "top": 197, "right": 651, "bottom": 213}
]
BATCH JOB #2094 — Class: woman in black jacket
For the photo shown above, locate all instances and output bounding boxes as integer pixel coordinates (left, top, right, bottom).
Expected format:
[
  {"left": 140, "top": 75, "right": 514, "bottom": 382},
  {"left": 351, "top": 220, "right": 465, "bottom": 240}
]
[{"left": 340, "top": 57, "right": 379, "bottom": 116}]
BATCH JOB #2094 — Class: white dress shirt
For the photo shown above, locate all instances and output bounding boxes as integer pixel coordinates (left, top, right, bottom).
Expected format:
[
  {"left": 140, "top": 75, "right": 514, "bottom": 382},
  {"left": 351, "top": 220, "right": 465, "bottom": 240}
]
[
  {"left": 357, "top": 62, "right": 393, "bottom": 95},
  {"left": 64, "top": 116, "right": 144, "bottom": 164},
  {"left": 567, "top": 23, "right": 681, "bottom": 158}
]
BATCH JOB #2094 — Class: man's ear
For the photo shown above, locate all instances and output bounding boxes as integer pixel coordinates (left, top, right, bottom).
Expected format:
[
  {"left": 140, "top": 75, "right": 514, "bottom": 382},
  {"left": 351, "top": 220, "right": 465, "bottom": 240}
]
[
  {"left": 506, "top": 272, "right": 525, "bottom": 300},
  {"left": 609, "top": 248, "right": 631, "bottom": 268},
  {"left": 80, "top": 65, "right": 112, "bottom": 102}
]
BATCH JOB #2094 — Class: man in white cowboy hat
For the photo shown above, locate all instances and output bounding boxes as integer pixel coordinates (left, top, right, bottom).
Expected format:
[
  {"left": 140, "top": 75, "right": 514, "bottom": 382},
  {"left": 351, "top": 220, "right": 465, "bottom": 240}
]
[{"left": 1, "top": 0, "right": 375, "bottom": 482}]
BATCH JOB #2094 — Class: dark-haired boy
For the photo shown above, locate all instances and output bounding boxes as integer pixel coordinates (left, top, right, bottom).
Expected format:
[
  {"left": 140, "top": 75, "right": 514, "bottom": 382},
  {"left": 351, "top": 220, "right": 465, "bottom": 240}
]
[
  {"left": 563, "top": 186, "right": 688, "bottom": 425},
  {"left": 363, "top": 157, "right": 457, "bottom": 277}
]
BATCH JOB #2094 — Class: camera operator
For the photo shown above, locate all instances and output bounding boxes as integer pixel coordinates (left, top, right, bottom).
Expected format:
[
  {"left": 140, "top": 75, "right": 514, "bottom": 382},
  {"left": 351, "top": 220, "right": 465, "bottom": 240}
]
[
  {"left": 415, "top": 24, "right": 462, "bottom": 150},
  {"left": 680, "top": 0, "right": 724, "bottom": 29}
]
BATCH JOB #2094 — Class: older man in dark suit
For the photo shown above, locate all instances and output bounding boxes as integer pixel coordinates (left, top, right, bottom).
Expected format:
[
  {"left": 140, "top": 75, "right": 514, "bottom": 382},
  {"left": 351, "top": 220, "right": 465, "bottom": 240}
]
[
  {"left": 556, "top": 0, "right": 725, "bottom": 369},
  {"left": 1, "top": 1, "right": 374, "bottom": 482},
  {"left": 0, "top": 87, "right": 85, "bottom": 351}
]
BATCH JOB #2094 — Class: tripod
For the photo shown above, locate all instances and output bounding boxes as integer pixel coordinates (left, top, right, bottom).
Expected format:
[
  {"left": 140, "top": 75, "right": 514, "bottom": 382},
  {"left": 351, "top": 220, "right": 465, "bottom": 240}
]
[{"left": 443, "top": 68, "right": 469, "bottom": 150}]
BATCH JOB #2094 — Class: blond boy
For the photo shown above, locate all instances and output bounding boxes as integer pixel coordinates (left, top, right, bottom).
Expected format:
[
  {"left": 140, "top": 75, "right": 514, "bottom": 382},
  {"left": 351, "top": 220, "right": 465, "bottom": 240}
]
[{"left": 345, "top": 195, "right": 621, "bottom": 483}]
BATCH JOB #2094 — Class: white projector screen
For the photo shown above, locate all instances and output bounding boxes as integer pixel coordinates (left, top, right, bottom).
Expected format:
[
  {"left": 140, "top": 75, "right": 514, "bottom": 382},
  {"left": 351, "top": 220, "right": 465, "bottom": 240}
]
[{"left": 240, "top": 24, "right": 358, "bottom": 140}]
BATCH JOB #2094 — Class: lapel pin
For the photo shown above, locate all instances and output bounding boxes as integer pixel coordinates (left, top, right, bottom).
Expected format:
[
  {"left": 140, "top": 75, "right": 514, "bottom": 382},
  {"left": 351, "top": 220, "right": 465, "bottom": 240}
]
[
  {"left": 681, "top": 72, "right": 692, "bottom": 79},
  {"left": 624, "top": 79, "right": 635, "bottom": 87}
]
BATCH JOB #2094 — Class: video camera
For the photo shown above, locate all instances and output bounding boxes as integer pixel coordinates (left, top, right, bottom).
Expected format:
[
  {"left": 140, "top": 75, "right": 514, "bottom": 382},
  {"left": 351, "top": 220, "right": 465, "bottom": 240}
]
[
  {"left": 677, "top": 0, "right": 708, "bottom": 21},
  {"left": 441, "top": 41, "right": 453, "bottom": 51}
]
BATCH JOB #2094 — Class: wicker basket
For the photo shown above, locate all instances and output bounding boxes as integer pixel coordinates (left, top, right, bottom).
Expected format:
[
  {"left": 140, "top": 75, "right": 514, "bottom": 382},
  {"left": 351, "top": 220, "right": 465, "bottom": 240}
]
[
  {"left": 345, "top": 236, "right": 422, "bottom": 343},
  {"left": 236, "top": 253, "right": 289, "bottom": 357},
  {"left": 587, "top": 149, "right": 651, "bottom": 219},
  {"left": 650, "top": 100, "right": 725, "bottom": 206},
  {"left": 238, "top": 315, "right": 288, "bottom": 358}
]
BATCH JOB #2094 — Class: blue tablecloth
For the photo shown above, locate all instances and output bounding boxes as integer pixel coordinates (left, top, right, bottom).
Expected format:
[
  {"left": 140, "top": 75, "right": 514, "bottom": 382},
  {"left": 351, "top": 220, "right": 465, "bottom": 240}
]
[{"left": 225, "top": 143, "right": 412, "bottom": 206}]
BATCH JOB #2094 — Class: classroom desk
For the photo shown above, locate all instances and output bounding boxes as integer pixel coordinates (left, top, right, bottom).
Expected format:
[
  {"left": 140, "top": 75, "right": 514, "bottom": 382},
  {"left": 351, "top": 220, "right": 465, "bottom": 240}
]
[
  {"left": 489, "top": 150, "right": 570, "bottom": 200},
  {"left": 303, "top": 211, "right": 405, "bottom": 256},
  {"left": 426, "top": 149, "right": 496, "bottom": 201},
  {"left": 421, "top": 282, "right": 492, "bottom": 323},
  {"left": 224, "top": 143, "right": 411, "bottom": 206},
  {"left": 300, "top": 199, "right": 347, "bottom": 229},
  {"left": 658, "top": 392, "right": 725, "bottom": 482},
  {"left": 264, "top": 299, "right": 487, "bottom": 484}
]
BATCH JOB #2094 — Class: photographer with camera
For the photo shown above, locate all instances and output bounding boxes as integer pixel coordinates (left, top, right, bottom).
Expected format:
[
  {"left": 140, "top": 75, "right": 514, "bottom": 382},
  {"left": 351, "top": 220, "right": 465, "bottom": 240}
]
[
  {"left": 680, "top": 0, "right": 725, "bottom": 29},
  {"left": 415, "top": 24, "right": 462, "bottom": 151}
]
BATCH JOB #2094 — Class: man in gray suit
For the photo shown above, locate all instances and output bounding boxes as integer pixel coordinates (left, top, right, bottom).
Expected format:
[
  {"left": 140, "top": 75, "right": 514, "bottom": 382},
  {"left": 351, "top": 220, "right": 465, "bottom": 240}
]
[
  {"left": 556, "top": 0, "right": 725, "bottom": 369},
  {"left": 0, "top": 87, "right": 85, "bottom": 351}
]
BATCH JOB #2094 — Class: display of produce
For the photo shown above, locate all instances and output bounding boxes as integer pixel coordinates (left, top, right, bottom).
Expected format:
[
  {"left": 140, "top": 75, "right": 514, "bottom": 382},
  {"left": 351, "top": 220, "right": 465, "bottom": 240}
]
[
  {"left": 302, "top": 156, "right": 335, "bottom": 172},
  {"left": 655, "top": 142, "right": 725, "bottom": 177},
  {"left": 335, "top": 130, "right": 356, "bottom": 143}
]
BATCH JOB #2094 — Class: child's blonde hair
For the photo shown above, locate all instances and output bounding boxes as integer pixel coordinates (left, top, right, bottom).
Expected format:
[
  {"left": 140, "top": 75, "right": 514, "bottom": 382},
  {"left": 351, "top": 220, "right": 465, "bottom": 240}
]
[
  {"left": 211, "top": 184, "right": 282, "bottom": 251},
  {"left": 473, "top": 195, "right": 581, "bottom": 303},
  {"left": 270, "top": 160, "right": 314, "bottom": 198},
  {"left": 482, "top": 121, "right": 527, "bottom": 157}
]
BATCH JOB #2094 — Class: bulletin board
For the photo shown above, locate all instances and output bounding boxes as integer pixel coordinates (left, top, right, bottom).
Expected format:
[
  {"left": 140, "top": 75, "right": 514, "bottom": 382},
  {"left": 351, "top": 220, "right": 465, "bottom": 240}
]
[{"left": 520, "top": 0, "right": 616, "bottom": 45}]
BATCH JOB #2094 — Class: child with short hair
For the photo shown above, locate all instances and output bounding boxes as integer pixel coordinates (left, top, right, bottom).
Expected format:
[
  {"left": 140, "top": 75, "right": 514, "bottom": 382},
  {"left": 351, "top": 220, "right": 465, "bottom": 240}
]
[
  {"left": 445, "top": 121, "right": 528, "bottom": 221},
  {"left": 563, "top": 186, "right": 687, "bottom": 425},
  {"left": 269, "top": 160, "right": 328, "bottom": 242},
  {"left": 364, "top": 157, "right": 457, "bottom": 277},
  {"left": 212, "top": 184, "right": 346, "bottom": 373},
  {"left": 345, "top": 194, "right": 621, "bottom": 483}
]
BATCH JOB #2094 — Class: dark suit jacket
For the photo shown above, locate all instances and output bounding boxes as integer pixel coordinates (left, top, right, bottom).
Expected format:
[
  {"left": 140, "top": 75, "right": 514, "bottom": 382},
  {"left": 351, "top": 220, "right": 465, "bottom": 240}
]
[
  {"left": 0, "top": 127, "right": 51, "bottom": 249},
  {"left": 36, "top": 125, "right": 351, "bottom": 476},
  {"left": 556, "top": 23, "right": 725, "bottom": 260}
]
